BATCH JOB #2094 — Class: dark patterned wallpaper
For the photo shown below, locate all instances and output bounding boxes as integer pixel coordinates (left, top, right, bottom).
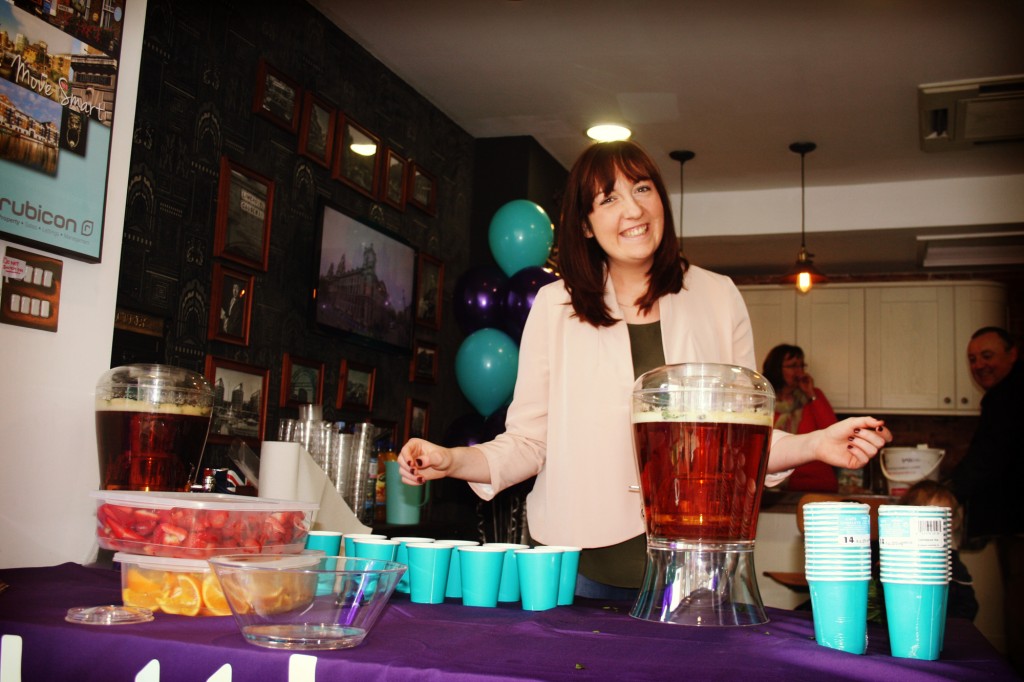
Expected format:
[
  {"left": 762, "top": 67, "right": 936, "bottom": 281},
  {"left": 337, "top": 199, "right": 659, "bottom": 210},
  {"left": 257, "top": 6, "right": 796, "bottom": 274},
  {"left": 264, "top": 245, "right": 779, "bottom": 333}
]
[{"left": 112, "top": 0, "right": 478, "bottom": 470}]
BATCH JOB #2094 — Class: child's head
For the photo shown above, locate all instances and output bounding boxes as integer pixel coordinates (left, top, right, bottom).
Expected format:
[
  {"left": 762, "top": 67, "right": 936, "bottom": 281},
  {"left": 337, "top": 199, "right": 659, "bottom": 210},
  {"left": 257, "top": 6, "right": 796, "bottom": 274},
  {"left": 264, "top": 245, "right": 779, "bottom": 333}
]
[{"left": 898, "top": 480, "right": 963, "bottom": 544}]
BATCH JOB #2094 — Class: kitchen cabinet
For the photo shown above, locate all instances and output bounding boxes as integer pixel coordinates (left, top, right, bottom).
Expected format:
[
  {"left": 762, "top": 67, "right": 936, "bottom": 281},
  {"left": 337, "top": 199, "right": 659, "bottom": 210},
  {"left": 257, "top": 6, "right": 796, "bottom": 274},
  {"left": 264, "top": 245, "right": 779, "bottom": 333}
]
[{"left": 739, "top": 281, "right": 1006, "bottom": 415}]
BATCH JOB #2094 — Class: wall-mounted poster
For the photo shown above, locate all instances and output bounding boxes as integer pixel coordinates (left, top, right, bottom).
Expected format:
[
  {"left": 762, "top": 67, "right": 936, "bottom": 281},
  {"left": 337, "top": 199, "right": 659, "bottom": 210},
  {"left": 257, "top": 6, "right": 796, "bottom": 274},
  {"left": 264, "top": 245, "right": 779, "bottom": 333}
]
[{"left": 0, "top": 2, "right": 128, "bottom": 263}]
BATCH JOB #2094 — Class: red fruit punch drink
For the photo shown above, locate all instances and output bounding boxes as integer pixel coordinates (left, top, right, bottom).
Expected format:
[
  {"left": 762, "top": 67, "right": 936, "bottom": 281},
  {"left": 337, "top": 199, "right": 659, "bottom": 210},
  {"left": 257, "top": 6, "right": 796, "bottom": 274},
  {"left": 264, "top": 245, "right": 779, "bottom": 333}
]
[
  {"left": 96, "top": 400, "right": 213, "bottom": 492},
  {"left": 633, "top": 411, "right": 772, "bottom": 544}
]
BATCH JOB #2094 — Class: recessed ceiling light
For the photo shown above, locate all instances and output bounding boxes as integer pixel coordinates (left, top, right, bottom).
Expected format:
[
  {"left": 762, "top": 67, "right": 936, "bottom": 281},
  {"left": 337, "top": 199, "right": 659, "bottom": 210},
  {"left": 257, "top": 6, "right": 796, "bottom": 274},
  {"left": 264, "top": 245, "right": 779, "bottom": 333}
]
[{"left": 586, "top": 124, "right": 631, "bottom": 142}]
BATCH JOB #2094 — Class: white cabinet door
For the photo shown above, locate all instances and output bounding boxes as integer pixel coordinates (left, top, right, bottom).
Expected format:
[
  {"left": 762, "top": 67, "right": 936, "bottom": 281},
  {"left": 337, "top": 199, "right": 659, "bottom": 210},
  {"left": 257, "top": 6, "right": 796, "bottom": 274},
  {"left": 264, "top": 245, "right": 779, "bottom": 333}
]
[
  {"left": 865, "top": 286, "right": 956, "bottom": 411},
  {"left": 952, "top": 283, "right": 1009, "bottom": 412},
  {"left": 740, "top": 286, "right": 796, "bottom": 369},
  {"left": 796, "top": 287, "right": 865, "bottom": 410}
]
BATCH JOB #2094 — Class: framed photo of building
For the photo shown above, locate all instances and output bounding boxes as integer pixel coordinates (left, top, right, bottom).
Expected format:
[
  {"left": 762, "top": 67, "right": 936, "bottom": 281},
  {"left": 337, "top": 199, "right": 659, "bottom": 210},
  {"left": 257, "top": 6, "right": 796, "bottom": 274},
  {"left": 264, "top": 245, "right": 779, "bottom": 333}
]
[
  {"left": 337, "top": 359, "right": 376, "bottom": 412},
  {"left": 213, "top": 157, "right": 274, "bottom": 271},
  {"left": 407, "top": 162, "right": 437, "bottom": 215},
  {"left": 382, "top": 148, "right": 408, "bottom": 210},
  {"left": 332, "top": 116, "right": 381, "bottom": 198},
  {"left": 410, "top": 339, "right": 438, "bottom": 384},
  {"left": 252, "top": 59, "right": 301, "bottom": 133},
  {"left": 280, "top": 353, "right": 324, "bottom": 407},
  {"left": 298, "top": 91, "right": 336, "bottom": 168},
  {"left": 207, "top": 263, "right": 254, "bottom": 346},
  {"left": 414, "top": 253, "right": 444, "bottom": 329},
  {"left": 204, "top": 356, "right": 269, "bottom": 447},
  {"left": 314, "top": 201, "right": 416, "bottom": 350},
  {"left": 404, "top": 398, "right": 430, "bottom": 442}
]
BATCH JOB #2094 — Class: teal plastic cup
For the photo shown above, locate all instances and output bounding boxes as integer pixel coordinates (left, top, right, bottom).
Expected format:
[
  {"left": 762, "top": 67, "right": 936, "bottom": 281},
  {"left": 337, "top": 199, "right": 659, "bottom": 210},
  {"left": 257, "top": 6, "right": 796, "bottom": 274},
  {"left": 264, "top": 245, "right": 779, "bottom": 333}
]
[
  {"left": 435, "top": 540, "right": 479, "bottom": 598},
  {"left": 343, "top": 533, "right": 386, "bottom": 557},
  {"left": 882, "top": 580, "right": 948, "bottom": 660},
  {"left": 807, "top": 579, "right": 869, "bottom": 654},
  {"left": 353, "top": 537, "right": 400, "bottom": 561},
  {"left": 515, "top": 548, "right": 562, "bottom": 611},
  {"left": 305, "top": 531, "right": 343, "bottom": 595},
  {"left": 485, "top": 543, "right": 529, "bottom": 602},
  {"left": 545, "top": 545, "right": 582, "bottom": 605},
  {"left": 458, "top": 545, "right": 507, "bottom": 607},
  {"left": 392, "top": 536, "right": 434, "bottom": 594},
  {"left": 385, "top": 460, "right": 430, "bottom": 525},
  {"left": 406, "top": 542, "right": 452, "bottom": 604}
]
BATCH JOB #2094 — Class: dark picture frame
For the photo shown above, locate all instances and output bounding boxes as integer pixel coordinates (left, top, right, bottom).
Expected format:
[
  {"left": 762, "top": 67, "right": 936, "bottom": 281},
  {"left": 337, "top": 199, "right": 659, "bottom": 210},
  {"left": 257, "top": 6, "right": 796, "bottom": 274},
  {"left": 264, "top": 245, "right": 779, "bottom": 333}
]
[
  {"left": 410, "top": 339, "right": 439, "bottom": 384},
  {"left": 407, "top": 162, "right": 437, "bottom": 215},
  {"left": 337, "top": 359, "right": 376, "bottom": 412},
  {"left": 213, "top": 157, "right": 274, "bottom": 271},
  {"left": 252, "top": 59, "right": 301, "bottom": 133},
  {"left": 298, "top": 91, "right": 336, "bottom": 168},
  {"left": 332, "top": 116, "right": 381, "bottom": 198},
  {"left": 207, "top": 263, "right": 254, "bottom": 346},
  {"left": 204, "top": 356, "right": 269, "bottom": 447},
  {"left": 414, "top": 253, "right": 444, "bottom": 329},
  {"left": 280, "top": 353, "right": 325, "bottom": 407},
  {"left": 404, "top": 398, "right": 430, "bottom": 442},
  {"left": 315, "top": 202, "right": 416, "bottom": 350},
  {"left": 382, "top": 148, "right": 408, "bottom": 211}
]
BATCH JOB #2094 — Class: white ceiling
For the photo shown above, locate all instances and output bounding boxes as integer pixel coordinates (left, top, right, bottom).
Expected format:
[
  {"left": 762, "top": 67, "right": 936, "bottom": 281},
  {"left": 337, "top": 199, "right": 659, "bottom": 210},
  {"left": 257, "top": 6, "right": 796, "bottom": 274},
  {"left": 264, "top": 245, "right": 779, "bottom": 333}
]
[{"left": 308, "top": 0, "right": 1024, "bottom": 276}]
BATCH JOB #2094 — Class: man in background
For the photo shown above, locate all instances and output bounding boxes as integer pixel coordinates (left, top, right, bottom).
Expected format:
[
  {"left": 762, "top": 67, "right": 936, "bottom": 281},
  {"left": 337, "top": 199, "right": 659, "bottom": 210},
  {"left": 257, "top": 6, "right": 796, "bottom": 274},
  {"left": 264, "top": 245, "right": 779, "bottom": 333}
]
[{"left": 953, "top": 326, "right": 1022, "bottom": 673}]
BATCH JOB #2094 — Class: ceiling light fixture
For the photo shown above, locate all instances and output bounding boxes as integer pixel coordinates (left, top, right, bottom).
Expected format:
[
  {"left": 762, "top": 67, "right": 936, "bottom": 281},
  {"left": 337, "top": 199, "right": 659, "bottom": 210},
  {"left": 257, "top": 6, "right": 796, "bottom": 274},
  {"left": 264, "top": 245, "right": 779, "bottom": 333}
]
[
  {"left": 669, "top": 150, "right": 694, "bottom": 256},
  {"left": 586, "top": 124, "right": 631, "bottom": 142},
  {"left": 782, "top": 142, "right": 826, "bottom": 293}
]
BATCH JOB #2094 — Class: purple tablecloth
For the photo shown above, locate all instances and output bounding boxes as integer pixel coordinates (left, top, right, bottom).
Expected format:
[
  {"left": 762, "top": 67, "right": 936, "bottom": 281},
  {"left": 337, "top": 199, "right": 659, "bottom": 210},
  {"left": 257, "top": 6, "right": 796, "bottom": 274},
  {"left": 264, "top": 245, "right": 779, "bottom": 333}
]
[{"left": 0, "top": 563, "right": 1016, "bottom": 681}]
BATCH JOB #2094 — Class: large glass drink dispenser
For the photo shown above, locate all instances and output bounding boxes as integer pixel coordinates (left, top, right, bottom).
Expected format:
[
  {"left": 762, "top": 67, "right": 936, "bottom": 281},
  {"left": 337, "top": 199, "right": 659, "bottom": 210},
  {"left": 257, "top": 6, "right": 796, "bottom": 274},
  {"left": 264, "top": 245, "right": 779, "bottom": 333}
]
[
  {"left": 95, "top": 364, "right": 214, "bottom": 492},
  {"left": 630, "top": 363, "right": 775, "bottom": 626}
]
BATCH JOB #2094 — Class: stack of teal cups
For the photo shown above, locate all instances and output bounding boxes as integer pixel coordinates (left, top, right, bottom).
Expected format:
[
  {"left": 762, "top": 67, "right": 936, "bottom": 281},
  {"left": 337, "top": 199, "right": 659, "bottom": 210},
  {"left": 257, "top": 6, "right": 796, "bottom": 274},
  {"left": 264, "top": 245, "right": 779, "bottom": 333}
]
[
  {"left": 802, "top": 501, "right": 872, "bottom": 654},
  {"left": 878, "top": 504, "right": 952, "bottom": 661}
]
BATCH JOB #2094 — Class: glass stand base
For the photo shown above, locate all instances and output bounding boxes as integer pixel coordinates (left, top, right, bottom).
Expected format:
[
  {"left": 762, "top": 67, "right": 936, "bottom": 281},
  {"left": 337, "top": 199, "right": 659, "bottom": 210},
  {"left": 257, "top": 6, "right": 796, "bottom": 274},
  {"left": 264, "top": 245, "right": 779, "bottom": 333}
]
[{"left": 630, "top": 541, "right": 768, "bottom": 626}]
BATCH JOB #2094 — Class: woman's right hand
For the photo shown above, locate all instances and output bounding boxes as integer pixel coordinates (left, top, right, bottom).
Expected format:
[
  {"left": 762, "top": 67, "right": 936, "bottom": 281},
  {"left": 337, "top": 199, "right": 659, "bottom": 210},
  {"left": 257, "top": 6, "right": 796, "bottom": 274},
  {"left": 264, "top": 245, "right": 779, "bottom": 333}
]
[{"left": 398, "top": 438, "right": 454, "bottom": 485}]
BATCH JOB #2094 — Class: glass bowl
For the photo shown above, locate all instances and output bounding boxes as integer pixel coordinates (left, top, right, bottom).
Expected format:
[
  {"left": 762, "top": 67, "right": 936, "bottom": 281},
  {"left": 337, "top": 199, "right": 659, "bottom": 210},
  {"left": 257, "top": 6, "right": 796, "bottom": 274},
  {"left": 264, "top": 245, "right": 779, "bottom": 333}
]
[{"left": 207, "top": 554, "right": 406, "bottom": 650}]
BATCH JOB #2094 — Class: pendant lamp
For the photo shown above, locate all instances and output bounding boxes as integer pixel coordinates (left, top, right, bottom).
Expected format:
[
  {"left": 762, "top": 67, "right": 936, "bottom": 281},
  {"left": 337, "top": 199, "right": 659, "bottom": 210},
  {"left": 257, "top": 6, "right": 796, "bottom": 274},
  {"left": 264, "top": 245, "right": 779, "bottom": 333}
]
[
  {"left": 669, "top": 150, "right": 695, "bottom": 256},
  {"left": 783, "top": 142, "right": 826, "bottom": 293}
]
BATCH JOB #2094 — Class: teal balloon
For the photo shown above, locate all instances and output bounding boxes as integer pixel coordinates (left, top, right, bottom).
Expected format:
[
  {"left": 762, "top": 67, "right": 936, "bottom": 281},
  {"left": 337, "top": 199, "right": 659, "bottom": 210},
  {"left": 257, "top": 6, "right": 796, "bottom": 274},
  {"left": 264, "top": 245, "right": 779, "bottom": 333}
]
[
  {"left": 455, "top": 328, "right": 520, "bottom": 418},
  {"left": 488, "top": 200, "right": 554, "bottom": 277}
]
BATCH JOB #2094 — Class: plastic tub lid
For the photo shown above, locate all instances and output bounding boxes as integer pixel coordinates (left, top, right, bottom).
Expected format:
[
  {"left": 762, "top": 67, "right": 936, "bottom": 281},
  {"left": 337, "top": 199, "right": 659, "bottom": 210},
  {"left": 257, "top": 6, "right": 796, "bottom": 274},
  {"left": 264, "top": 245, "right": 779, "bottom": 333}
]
[
  {"left": 113, "top": 552, "right": 211, "bottom": 572},
  {"left": 91, "top": 490, "right": 319, "bottom": 512}
]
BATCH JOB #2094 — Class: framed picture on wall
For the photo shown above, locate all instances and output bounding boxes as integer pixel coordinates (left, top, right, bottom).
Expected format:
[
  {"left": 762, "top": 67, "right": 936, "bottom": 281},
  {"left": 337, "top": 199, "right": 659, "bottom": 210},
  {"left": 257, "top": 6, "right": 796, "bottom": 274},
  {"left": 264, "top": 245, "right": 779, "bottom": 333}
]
[
  {"left": 332, "top": 116, "right": 381, "bottom": 198},
  {"left": 213, "top": 157, "right": 274, "bottom": 271},
  {"left": 407, "top": 162, "right": 437, "bottom": 215},
  {"left": 404, "top": 398, "right": 430, "bottom": 442},
  {"left": 382, "top": 148, "right": 408, "bottom": 211},
  {"left": 410, "top": 339, "right": 438, "bottom": 384},
  {"left": 252, "top": 59, "right": 301, "bottom": 133},
  {"left": 207, "top": 263, "right": 254, "bottom": 346},
  {"left": 314, "top": 201, "right": 416, "bottom": 350},
  {"left": 280, "top": 353, "right": 324, "bottom": 407},
  {"left": 204, "top": 356, "right": 269, "bottom": 447},
  {"left": 414, "top": 253, "right": 444, "bottom": 329},
  {"left": 337, "top": 359, "right": 376, "bottom": 412},
  {"left": 298, "top": 91, "right": 336, "bottom": 168}
]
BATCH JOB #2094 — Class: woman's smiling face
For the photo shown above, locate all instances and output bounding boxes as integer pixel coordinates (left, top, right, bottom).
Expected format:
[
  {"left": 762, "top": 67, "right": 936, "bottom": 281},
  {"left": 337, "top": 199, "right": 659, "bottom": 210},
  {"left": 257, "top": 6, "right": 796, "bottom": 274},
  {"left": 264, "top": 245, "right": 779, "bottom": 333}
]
[{"left": 586, "top": 170, "right": 665, "bottom": 271}]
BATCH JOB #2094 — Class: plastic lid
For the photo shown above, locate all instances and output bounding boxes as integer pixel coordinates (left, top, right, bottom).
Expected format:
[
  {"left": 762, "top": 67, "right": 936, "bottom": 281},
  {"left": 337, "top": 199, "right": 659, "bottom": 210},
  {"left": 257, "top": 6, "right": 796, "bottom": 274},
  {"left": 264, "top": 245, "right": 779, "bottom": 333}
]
[
  {"left": 113, "top": 552, "right": 211, "bottom": 572},
  {"left": 66, "top": 605, "right": 154, "bottom": 626},
  {"left": 91, "top": 490, "right": 319, "bottom": 512}
]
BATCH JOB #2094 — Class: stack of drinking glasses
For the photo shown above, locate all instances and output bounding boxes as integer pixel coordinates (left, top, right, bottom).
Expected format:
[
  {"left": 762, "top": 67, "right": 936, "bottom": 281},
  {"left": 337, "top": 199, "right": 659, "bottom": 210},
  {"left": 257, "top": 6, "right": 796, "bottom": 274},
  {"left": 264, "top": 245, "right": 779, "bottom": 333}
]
[
  {"left": 878, "top": 504, "right": 952, "bottom": 660},
  {"left": 802, "top": 501, "right": 872, "bottom": 654}
]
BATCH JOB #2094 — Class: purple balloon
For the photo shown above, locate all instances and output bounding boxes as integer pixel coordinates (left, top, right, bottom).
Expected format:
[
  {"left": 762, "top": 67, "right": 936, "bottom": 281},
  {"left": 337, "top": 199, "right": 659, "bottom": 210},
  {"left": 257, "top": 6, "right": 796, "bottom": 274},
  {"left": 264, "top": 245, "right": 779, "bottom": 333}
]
[
  {"left": 453, "top": 266, "right": 509, "bottom": 336},
  {"left": 442, "top": 413, "right": 487, "bottom": 447},
  {"left": 502, "top": 266, "right": 559, "bottom": 343}
]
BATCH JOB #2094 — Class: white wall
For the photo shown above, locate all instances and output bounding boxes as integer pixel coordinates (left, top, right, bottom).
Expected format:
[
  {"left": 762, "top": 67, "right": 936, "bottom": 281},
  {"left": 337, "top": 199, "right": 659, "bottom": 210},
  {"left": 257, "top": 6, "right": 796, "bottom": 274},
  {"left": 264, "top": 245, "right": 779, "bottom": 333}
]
[{"left": 0, "top": 0, "right": 147, "bottom": 569}]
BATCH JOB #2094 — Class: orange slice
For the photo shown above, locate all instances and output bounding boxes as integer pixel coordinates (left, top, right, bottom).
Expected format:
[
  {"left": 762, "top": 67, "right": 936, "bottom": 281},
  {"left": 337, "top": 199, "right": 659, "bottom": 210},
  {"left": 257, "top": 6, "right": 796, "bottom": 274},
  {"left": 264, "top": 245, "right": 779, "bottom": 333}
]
[
  {"left": 156, "top": 573, "right": 202, "bottom": 616},
  {"left": 122, "top": 586, "right": 160, "bottom": 610},
  {"left": 201, "top": 573, "right": 232, "bottom": 616}
]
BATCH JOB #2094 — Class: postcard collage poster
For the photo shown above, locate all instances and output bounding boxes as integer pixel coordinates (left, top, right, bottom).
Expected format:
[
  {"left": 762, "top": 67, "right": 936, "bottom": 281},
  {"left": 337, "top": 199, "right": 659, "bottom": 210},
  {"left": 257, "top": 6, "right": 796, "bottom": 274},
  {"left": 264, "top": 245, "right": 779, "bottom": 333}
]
[{"left": 0, "top": 1, "right": 126, "bottom": 263}]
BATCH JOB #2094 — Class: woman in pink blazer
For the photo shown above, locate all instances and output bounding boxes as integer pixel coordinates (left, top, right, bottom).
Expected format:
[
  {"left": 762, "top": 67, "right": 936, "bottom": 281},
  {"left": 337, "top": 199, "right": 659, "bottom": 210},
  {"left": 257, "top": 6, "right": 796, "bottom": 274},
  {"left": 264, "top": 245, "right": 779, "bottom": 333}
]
[{"left": 399, "top": 140, "right": 891, "bottom": 598}]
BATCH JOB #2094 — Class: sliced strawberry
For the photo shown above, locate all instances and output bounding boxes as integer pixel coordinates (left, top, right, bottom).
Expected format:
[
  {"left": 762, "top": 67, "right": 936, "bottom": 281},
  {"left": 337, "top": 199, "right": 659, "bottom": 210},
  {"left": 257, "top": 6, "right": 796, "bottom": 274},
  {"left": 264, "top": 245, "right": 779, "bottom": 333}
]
[{"left": 154, "top": 523, "right": 188, "bottom": 546}]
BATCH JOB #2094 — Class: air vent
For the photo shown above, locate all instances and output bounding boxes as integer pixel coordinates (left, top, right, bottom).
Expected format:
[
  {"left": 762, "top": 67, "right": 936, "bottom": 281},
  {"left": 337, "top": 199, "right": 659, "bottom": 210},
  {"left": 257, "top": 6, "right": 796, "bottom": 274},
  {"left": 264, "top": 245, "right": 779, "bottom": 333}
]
[{"left": 918, "top": 75, "right": 1024, "bottom": 152}]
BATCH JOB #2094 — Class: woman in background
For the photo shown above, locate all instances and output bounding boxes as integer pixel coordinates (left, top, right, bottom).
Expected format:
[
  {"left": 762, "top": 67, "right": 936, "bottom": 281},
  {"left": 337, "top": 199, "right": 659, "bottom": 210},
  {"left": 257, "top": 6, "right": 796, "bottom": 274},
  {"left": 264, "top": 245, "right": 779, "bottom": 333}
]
[{"left": 763, "top": 344, "right": 839, "bottom": 492}]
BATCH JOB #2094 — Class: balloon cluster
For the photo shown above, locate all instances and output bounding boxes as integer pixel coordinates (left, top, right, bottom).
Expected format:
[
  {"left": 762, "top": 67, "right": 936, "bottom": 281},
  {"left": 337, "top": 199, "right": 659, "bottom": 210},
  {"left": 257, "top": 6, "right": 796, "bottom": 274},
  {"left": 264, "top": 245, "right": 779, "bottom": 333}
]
[{"left": 447, "top": 200, "right": 558, "bottom": 446}]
